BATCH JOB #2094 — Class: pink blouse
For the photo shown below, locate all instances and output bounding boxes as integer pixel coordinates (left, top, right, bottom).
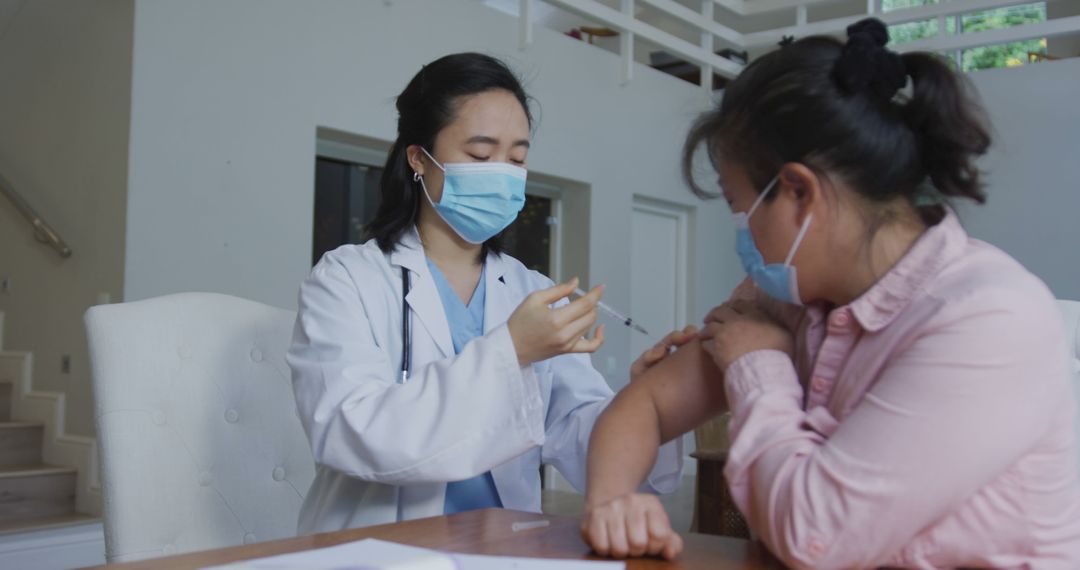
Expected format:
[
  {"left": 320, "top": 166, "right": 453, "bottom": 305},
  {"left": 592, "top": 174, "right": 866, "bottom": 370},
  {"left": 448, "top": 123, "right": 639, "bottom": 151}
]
[{"left": 723, "top": 211, "right": 1080, "bottom": 569}]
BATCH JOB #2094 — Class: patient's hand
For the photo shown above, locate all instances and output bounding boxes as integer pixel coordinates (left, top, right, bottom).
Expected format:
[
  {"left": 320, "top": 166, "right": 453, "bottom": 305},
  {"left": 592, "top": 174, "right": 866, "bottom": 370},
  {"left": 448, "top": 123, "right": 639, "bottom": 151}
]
[
  {"left": 581, "top": 492, "right": 683, "bottom": 561},
  {"left": 629, "top": 325, "right": 698, "bottom": 381},
  {"left": 701, "top": 300, "right": 795, "bottom": 372}
]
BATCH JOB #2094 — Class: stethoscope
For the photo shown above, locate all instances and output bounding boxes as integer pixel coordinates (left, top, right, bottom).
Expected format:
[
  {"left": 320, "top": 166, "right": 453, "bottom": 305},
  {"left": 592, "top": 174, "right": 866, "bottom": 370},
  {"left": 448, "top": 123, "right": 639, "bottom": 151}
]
[
  {"left": 398, "top": 265, "right": 504, "bottom": 383},
  {"left": 400, "top": 267, "right": 411, "bottom": 383}
]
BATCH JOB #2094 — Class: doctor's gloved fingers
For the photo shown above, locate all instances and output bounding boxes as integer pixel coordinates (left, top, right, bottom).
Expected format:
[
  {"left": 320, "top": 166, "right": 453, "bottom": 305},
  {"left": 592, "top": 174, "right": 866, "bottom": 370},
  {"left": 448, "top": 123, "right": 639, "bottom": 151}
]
[
  {"left": 561, "top": 307, "right": 599, "bottom": 347},
  {"left": 672, "top": 325, "right": 699, "bottom": 346},
  {"left": 657, "top": 326, "right": 699, "bottom": 353},
  {"left": 534, "top": 277, "right": 579, "bottom": 305},
  {"left": 569, "top": 324, "right": 605, "bottom": 354},
  {"left": 554, "top": 284, "right": 604, "bottom": 325}
]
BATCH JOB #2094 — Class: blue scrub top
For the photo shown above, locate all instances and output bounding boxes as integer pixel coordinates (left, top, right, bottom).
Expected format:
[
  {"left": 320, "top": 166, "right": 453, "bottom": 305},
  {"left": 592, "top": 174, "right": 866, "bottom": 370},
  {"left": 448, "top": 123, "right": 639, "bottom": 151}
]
[{"left": 426, "top": 259, "right": 504, "bottom": 514}]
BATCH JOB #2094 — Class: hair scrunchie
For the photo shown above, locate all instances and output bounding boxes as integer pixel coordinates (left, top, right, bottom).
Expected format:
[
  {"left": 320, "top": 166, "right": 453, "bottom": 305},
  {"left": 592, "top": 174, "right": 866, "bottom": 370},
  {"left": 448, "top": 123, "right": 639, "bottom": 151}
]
[{"left": 832, "top": 18, "right": 907, "bottom": 101}]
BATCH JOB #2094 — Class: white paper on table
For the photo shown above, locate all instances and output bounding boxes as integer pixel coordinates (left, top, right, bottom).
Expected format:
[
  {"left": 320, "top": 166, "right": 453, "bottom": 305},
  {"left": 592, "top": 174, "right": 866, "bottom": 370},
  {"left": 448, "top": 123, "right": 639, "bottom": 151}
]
[
  {"left": 451, "top": 551, "right": 624, "bottom": 570},
  {"left": 202, "top": 538, "right": 625, "bottom": 570}
]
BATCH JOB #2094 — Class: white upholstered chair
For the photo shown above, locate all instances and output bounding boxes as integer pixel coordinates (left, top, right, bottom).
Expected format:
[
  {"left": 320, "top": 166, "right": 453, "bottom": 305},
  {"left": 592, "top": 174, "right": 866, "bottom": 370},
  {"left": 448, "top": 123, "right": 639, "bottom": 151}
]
[{"left": 85, "top": 293, "right": 315, "bottom": 563}]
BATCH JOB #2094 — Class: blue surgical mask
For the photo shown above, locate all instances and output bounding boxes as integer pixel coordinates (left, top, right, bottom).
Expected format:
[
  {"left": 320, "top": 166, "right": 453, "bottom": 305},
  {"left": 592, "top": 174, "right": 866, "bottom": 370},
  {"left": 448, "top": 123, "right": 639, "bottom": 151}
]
[
  {"left": 416, "top": 148, "right": 527, "bottom": 244},
  {"left": 733, "top": 176, "right": 813, "bottom": 306}
]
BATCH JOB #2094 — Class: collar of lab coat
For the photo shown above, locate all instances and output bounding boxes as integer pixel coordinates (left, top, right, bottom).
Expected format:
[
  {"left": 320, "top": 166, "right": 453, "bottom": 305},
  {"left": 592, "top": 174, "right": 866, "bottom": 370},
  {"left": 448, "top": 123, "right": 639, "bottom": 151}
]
[{"left": 389, "top": 227, "right": 517, "bottom": 359}]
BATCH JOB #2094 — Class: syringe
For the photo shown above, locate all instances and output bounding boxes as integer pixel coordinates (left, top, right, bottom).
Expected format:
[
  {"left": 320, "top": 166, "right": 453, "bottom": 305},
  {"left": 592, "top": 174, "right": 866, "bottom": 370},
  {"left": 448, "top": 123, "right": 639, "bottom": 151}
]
[{"left": 573, "top": 288, "right": 650, "bottom": 336}]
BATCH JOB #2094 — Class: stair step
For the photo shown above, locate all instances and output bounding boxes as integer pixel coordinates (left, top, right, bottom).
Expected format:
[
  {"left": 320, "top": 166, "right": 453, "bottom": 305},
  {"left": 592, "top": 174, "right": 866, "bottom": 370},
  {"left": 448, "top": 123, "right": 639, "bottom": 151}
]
[
  {"left": 0, "top": 382, "right": 10, "bottom": 423},
  {"left": 0, "top": 464, "right": 76, "bottom": 526},
  {"left": 0, "top": 421, "right": 43, "bottom": 467}
]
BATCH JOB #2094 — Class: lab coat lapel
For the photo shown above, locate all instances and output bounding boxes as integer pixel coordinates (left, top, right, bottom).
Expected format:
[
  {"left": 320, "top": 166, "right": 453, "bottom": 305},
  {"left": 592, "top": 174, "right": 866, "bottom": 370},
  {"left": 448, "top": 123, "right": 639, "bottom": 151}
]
[
  {"left": 484, "top": 252, "right": 531, "bottom": 509},
  {"left": 389, "top": 228, "right": 453, "bottom": 359},
  {"left": 483, "top": 252, "right": 517, "bottom": 334}
]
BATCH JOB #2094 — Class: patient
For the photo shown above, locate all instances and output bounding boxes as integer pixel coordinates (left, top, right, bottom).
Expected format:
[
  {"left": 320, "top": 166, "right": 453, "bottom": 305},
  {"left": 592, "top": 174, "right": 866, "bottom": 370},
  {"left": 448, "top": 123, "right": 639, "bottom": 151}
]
[{"left": 580, "top": 18, "right": 1080, "bottom": 569}]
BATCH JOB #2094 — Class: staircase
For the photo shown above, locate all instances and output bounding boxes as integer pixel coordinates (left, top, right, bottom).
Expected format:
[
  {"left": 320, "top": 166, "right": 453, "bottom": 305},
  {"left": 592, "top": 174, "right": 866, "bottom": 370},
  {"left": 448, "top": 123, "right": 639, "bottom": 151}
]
[{"left": 0, "top": 313, "right": 96, "bottom": 535}]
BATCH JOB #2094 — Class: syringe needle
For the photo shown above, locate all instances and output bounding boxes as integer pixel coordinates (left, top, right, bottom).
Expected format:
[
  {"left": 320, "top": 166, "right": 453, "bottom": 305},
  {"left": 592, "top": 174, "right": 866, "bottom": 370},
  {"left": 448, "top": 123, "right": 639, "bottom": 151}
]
[{"left": 573, "top": 288, "right": 650, "bottom": 336}]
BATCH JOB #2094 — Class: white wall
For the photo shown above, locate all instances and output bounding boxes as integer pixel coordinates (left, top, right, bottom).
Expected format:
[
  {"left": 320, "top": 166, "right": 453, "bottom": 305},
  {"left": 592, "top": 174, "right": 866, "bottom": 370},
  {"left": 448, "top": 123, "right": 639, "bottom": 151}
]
[
  {"left": 1048, "top": 0, "right": 1080, "bottom": 58},
  {"left": 0, "top": 0, "right": 133, "bottom": 437},
  {"left": 123, "top": 0, "right": 734, "bottom": 386},
  {"left": 958, "top": 57, "right": 1080, "bottom": 301}
]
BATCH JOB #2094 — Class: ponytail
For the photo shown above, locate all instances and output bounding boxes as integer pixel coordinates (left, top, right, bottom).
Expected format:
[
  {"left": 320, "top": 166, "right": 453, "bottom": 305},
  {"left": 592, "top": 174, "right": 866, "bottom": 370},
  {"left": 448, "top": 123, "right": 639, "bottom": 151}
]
[
  {"left": 901, "top": 52, "right": 992, "bottom": 204},
  {"left": 369, "top": 140, "right": 423, "bottom": 252}
]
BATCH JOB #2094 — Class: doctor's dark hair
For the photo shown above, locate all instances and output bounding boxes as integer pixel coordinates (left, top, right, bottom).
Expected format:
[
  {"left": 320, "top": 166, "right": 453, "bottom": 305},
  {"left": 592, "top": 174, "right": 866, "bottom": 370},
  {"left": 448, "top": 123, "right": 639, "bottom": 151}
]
[
  {"left": 367, "top": 52, "right": 534, "bottom": 254},
  {"left": 682, "top": 18, "right": 991, "bottom": 222}
]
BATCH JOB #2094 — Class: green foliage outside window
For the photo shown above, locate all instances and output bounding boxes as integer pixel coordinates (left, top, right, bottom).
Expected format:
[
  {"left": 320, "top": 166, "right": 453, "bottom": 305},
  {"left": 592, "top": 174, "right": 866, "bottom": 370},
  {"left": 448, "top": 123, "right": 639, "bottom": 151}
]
[
  {"left": 959, "top": 3, "right": 1047, "bottom": 71},
  {"left": 880, "top": 0, "right": 1047, "bottom": 71}
]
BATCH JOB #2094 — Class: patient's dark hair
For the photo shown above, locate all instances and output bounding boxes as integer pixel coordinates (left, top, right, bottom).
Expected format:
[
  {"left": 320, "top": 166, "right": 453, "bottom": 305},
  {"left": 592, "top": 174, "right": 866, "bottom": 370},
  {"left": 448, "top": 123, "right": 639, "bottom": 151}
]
[
  {"left": 367, "top": 52, "right": 533, "bottom": 253},
  {"left": 682, "top": 18, "right": 992, "bottom": 223}
]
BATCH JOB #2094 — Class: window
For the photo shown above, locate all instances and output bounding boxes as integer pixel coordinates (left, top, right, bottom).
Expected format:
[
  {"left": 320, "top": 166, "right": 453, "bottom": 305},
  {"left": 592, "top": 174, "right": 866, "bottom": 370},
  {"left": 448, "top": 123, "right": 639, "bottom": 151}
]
[
  {"left": 881, "top": 0, "right": 1047, "bottom": 72},
  {"left": 959, "top": 3, "right": 1047, "bottom": 71},
  {"left": 501, "top": 194, "right": 555, "bottom": 276},
  {"left": 887, "top": 18, "right": 955, "bottom": 44},
  {"left": 312, "top": 157, "right": 380, "bottom": 266},
  {"left": 312, "top": 141, "right": 562, "bottom": 279},
  {"left": 882, "top": 0, "right": 954, "bottom": 52}
]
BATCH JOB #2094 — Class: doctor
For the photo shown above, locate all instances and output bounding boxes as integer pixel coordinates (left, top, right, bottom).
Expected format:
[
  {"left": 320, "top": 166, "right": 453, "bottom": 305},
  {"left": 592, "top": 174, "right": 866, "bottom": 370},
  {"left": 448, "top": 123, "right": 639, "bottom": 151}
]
[{"left": 288, "top": 53, "right": 685, "bottom": 535}]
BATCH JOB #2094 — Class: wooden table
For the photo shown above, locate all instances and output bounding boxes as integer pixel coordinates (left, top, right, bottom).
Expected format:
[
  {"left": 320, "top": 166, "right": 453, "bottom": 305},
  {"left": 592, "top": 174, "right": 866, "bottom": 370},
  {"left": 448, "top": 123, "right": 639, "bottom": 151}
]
[{"left": 84, "top": 509, "right": 783, "bottom": 569}]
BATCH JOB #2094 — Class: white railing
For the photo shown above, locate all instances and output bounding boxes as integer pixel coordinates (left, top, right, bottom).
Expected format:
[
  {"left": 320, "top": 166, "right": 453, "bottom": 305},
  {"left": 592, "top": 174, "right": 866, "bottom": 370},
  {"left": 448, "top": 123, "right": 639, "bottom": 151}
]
[
  {"left": 514, "top": 0, "right": 1080, "bottom": 89},
  {"left": 534, "top": 0, "right": 743, "bottom": 89}
]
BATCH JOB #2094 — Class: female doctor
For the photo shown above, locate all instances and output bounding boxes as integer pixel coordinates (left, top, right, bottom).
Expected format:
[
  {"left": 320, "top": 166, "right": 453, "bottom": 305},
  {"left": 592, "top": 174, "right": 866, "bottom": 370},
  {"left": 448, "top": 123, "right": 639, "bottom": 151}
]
[{"left": 288, "top": 53, "right": 686, "bottom": 535}]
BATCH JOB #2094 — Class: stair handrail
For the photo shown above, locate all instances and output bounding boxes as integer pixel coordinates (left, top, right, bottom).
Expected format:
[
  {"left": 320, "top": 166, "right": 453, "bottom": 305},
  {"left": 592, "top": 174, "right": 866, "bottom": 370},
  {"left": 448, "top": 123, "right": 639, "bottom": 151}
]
[{"left": 0, "top": 171, "right": 73, "bottom": 258}]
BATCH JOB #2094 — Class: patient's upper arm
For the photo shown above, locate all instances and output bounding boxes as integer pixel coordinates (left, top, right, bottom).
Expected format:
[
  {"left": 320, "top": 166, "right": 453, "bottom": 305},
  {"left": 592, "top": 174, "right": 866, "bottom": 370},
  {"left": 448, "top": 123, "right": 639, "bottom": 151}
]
[{"left": 636, "top": 339, "right": 726, "bottom": 444}]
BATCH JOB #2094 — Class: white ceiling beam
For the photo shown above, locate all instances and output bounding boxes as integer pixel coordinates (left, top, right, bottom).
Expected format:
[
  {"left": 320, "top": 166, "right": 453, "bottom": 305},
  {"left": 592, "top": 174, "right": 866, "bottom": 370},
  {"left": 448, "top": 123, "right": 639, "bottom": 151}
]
[
  {"left": 713, "top": 0, "right": 844, "bottom": 17},
  {"left": 545, "top": 0, "right": 745, "bottom": 77},
  {"left": 713, "top": 0, "right": 1043, "bottom": 18}
]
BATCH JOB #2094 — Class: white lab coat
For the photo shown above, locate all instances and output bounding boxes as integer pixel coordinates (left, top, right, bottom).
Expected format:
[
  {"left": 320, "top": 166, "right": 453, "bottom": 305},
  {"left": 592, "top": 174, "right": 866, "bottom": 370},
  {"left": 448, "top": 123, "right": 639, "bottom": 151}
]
[{"left": 288, "top": 227, "right": 683, "bottom": 535}]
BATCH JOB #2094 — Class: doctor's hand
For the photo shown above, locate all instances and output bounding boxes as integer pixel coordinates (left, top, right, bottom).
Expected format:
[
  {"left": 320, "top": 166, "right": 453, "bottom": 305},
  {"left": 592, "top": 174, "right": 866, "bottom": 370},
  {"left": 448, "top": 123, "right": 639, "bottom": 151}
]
[
  {"left": 629, "top": 325, "right": 698, "bottom": 381},
  {"left": 508, "top": 277, "right": 606, "bottom": 366},
  {"left": 581, "top": 492, "right": 683, "bottom": 561},
  {"left": 699, "top": 300, "right": 794, "bottom": 372}
]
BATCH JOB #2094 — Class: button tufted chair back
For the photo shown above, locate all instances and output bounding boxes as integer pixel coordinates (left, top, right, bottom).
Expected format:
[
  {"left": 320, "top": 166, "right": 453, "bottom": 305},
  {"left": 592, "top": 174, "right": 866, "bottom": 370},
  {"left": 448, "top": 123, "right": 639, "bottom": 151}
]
[
  {"left": 85, "top": 293, "right": 315, "bottom": 563},
  {"left": 1061, "top": 300, "right": 1080, "bottom": 464}
]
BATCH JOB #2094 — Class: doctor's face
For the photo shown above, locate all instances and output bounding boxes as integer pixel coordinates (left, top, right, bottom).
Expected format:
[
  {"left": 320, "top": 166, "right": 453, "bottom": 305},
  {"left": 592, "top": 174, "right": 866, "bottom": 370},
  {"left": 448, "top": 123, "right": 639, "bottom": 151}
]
[{"left": 407, "top": 89, "right": 531, "bottom": 204}]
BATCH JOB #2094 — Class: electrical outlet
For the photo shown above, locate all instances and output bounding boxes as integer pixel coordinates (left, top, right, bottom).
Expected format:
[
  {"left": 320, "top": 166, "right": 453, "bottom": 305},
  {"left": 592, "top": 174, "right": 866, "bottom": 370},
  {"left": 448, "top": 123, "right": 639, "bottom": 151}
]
[{"left": 61, "top": 355, "right": 71, "bottom": 374}]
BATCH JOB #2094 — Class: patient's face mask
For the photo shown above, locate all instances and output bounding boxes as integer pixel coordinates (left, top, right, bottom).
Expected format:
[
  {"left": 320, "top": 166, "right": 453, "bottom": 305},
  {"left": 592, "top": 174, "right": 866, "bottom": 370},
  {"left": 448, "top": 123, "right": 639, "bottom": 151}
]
[
  {"left": 733, "top": 176, "right": 813, "bottom": 305},
  {"left": 416, "top": 147, "right": 527, "bottom": 244}
]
